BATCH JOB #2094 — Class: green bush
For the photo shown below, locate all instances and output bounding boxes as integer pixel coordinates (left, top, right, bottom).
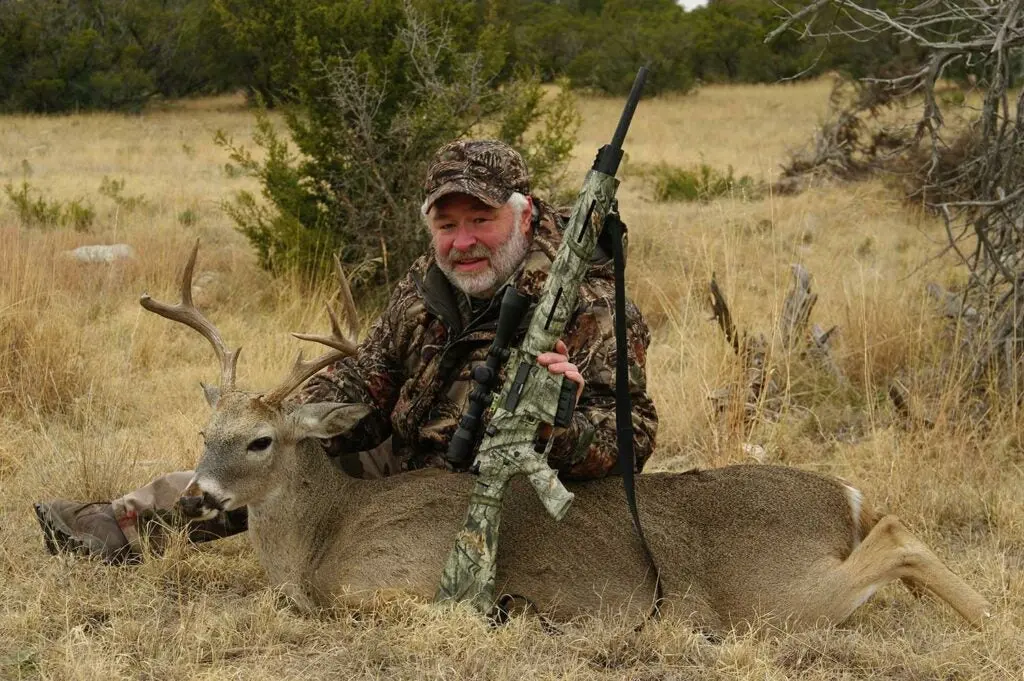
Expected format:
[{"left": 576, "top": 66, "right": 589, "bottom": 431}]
[
  {"left": 217, "top": 2, "right": 579, "bottom": 290},
  {"left": 64, "top": 200, "right": 97, "bottom": 232},
  {"left": 5, "top": 181, "right": 95, "bottom": 231},
  {"left": 98, "top": 177, "right": 147, "bottom": 213},
  {"left": 640, "top": 163, "right": 758, "bottom": 203},
  {"left": 0, "top": 0, "right": 233, "bottom": 113},
  {"left": 178, "top": 209, "right": 200, "bottom": 227},
  {"left": 0, "top": 0, "right": 930, "bottom": 113},
  {"left": 564, "top": 0, "right": 697, "bottom": 96}
]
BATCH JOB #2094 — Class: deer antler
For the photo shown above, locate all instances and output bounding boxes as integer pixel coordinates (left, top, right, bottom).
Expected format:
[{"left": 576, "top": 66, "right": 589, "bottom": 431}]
[
  {"left": 261, "top": 254, "right": 360, "bottom": 406},
  {"left": 140, "top": 240, "right": 241, "bottom": 392}
]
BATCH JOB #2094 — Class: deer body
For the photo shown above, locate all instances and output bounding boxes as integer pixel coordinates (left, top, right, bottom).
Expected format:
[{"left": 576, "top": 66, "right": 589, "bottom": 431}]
[
  {"left": 201, "top": 393, "right": 991, "bottom": 630},
  {"left": 147, "top": 244, "right": 991, "bottom": 632}
]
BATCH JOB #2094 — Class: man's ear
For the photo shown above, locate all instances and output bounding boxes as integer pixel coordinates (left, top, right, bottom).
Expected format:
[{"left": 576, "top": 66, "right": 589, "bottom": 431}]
[
  {"left": 201, "top": 382, "right": 220, "bottom": 408},
  {"left": 520, "top": 195, "right": 534, "bottom": 235},
  {"left": 289, "top": 402, "right": 373, "bottom": 440}
]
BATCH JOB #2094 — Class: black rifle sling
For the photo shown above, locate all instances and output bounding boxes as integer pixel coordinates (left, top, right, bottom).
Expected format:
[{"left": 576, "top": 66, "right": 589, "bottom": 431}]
[{"left": 607, "top": 211, "right": 663, "bottom": 616}]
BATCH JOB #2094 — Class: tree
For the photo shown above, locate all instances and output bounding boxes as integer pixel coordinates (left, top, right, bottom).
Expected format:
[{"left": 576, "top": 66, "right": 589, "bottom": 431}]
[
  {"left": 772, "top": 0, "right": 1024, "bottom": 401},
  {"left": 0, "top": 0, "right": 231, "bottom": 112},
  {"left": 218, "top": 1, "right": 580, "bottom": 291}
]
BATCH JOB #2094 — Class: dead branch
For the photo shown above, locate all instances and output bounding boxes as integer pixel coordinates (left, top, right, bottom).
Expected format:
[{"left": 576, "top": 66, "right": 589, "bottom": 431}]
[
  {"left": 709, "top": 274, "right": 740, "bottom": 355},
  {"left": 708, "top": 266, "right": 843, "bottom": 425},
  {"left": 776, "top": 0, "right": 1024, "bottom": 401},
  {"left": 779, "top": 264, "right": 817, "bottom": 350}
]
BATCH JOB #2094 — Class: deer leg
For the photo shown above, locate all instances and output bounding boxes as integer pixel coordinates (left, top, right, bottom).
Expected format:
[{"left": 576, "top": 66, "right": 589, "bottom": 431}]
[
  {"left": 816, "top": 514, "right": 991, "bottom": 627},
  {"left": 655, "top": 585, "right": 724, "bottom": 636}
]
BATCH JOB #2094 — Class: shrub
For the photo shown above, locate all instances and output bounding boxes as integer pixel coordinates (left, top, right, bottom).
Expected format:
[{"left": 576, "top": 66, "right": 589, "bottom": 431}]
[
  {"left": 64, "top": 200, "right": 97, "bottom": 232},
  {"left": 0, "top": 0, "right": 233, "bottom": 113},
  {"left": 217, "top": 2, "right": 579, "bottom": 290},
  {"left": 4, "top": 181, "right": 95, "bottom": 231},
  {"left": 563, "top": 0, "right": 696, "bottom": 96},
  {"left": 98, "top": 176, "right": 147, "bottom": 213},
  {"left": 638, "top": 163, "right": 758, "bottom": 203},
  {"left": 178, "top": 209, "right": 200, "bottom": 227}
]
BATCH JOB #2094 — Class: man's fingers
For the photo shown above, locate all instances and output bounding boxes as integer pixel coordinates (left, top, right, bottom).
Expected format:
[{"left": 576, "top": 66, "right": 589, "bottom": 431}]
[
  {"left": 566, "top": 370, "right": 584, "bottom": 399},
  {"left": 536, "top": 340, "right": 585, "bottom": 400},
  {"left": 546, "top": 361, "right": 578, "bottom": 375},
  {"left": 536, "top": 352, "right": 567, "bottom": 366}
]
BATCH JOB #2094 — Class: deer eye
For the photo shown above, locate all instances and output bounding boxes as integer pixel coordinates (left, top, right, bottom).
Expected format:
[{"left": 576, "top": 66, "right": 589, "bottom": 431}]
[{"left": 247, "top": 436, "right": 273, "bottom": 452}]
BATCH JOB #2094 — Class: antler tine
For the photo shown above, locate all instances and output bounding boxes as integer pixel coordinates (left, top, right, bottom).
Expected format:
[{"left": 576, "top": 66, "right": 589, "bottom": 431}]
[
  {"left": 332, "top": 254, "right": 361, "bottom": 341},
  {"left": 291, "top": 305, "right": 359, "bottom": 356},
  {"left": 261, "top": 254, "right": 361, "bottom": 406},
  {"left": 139, "top": 240, "right": 241, "bottom": 391},
  {"left": 260, "top": 347, "right": 347, "bottom": 406}
]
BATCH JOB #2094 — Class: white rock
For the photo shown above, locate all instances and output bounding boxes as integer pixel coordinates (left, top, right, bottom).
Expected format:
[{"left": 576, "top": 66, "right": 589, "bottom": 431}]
[
  {"left": 64, "top": 244, "right": 136, "bottom": 263},
  {"left": 742, "top": 443, "right": 767, "bottom": 463}
]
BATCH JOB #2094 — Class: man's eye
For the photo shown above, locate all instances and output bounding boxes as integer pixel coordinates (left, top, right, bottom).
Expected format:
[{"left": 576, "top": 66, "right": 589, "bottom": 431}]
[
  {"left": 247, "top": 437, "right": 273, "bottom": 451},
  {"left": 473, "top": 217, "right": 490, "bottom": 224}
]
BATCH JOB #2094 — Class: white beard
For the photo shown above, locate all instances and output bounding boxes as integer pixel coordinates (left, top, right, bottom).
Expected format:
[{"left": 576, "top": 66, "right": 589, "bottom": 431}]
[{"left": 436, "top": 225, "right": 531, "bottom": 297}]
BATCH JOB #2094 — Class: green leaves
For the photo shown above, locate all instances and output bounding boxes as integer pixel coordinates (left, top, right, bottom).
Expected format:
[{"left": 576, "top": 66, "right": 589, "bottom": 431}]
[
  {"left": 0, "top": 0, "right": 230, "bottom": 112},
  {"left": 219, "top": 3, "right": 580, "bottom": 290}
]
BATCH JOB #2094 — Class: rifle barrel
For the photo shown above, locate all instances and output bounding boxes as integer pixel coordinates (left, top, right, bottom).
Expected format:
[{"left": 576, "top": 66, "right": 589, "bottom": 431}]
[
  {"left": 593, "top": 67, "right": 648, "bottom": 176},
  {"left": 609, "top": 66, "right": 648, "bottom": 153}
]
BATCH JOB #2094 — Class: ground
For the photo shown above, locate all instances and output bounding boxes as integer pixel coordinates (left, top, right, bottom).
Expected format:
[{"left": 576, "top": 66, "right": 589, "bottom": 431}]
[{"left": 0, "top": 80, "right": 1021, "bottom": 680}]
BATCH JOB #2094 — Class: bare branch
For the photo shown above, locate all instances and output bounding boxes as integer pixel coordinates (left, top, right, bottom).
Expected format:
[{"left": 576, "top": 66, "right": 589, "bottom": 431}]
[{"left": 777, "top": 0, "right": 1024, "bottom": 397}]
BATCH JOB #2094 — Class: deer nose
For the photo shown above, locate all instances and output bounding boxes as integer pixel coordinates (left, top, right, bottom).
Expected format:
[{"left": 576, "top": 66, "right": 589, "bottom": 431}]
[
  {"left": 177, "top": 493, "right": 207, "bottom": 518},
  {"left": 177, "top": 491, "right": 226, "bottom": 519},
  {"left": 177, "top": 477, "right": 227, "bottom": 519}
]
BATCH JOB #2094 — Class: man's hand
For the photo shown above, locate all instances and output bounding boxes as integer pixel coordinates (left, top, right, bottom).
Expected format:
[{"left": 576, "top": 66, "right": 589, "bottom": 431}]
[{"left": 536, "top": 339, "right": 584, "bottom": 401}]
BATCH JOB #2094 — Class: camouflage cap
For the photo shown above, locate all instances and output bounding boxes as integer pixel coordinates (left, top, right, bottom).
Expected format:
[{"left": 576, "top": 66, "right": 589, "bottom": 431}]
[{"left": 423, "top": 139, "right": 530, "bottom": 211}]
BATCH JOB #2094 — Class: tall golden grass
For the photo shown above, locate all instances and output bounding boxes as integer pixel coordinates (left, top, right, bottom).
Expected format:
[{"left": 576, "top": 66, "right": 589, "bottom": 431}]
[{"left": 0, "top": 81, "right": 1020, "bottom": 680}]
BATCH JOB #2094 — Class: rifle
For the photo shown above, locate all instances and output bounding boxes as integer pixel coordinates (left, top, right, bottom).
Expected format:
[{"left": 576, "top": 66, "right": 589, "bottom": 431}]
[{"left": 436, "top": 67, "right": 649, "bottom": 615}]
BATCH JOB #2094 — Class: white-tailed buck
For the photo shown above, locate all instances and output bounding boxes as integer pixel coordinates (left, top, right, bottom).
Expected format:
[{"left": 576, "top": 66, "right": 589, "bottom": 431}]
[{"left": 143, "top": 244, "right": 992, "bottom": 631}]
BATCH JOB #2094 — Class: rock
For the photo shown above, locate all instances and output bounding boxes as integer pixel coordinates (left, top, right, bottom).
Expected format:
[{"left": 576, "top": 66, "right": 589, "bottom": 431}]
[
  {"left": 742, "top": 443, "right": 767, "bottom": 463},
  {"left": 64, "top": 244, "right": 136, "bottom": 264},
  {"left": 191, "top": 270, "right": 222, "bottom": 307}
]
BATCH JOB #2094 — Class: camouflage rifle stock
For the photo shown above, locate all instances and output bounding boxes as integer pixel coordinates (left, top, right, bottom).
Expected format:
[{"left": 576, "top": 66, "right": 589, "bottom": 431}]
[{"left": 436, "top": 67, "right": 649, "bottom": 614}]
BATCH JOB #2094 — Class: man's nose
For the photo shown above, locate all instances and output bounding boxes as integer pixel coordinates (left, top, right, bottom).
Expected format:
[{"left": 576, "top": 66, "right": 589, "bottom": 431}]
[{"left": 451, "top": 224, "right": 477, "bottom": 252}]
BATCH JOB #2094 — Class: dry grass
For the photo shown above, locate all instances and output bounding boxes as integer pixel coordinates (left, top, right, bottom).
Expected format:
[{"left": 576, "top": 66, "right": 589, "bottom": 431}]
[{"left": 1, "top": 81, "right": 1021, "bottom": 680}]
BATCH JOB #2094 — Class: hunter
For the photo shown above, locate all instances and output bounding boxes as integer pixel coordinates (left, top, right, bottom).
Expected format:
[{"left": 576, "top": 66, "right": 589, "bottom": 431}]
[{"left": 34, "top": 139, "right": 659, "bottom": 563}]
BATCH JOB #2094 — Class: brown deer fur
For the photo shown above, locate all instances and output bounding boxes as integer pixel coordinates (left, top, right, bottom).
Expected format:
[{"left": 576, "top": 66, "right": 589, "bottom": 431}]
[{"left": 183, "top": 391, "right": 992, "bottom": 632}]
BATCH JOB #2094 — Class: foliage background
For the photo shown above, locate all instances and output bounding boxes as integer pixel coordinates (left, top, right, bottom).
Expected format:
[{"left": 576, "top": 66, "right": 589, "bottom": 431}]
[
  {"left": 0, "top": 0, "right": 920, "bottom": 113},
  {"left": 0, "top": 0, "right": 930, "bottom": 286}
]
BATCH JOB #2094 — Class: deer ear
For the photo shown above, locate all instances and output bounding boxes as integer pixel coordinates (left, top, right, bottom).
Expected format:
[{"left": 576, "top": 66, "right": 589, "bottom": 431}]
[
  {"left": 201, "top": 382, "right": 220, "bottom": 407},
  {"left": 289, "top": 402, "right": 373, "bottom": 440}
]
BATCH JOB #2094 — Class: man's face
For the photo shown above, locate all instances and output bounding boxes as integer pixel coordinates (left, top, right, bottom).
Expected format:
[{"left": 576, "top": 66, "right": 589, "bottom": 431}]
[{"left": 427, "top": 193, "right": 532, "bottom": 297}]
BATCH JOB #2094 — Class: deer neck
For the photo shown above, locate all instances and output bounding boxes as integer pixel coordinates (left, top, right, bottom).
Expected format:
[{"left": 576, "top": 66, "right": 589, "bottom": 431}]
[
  {"left": 245, "top": 439, "right": 366, "bottom": 588},
  {"left": 250, "top": 438, "right": 364, "bottom": 518}
]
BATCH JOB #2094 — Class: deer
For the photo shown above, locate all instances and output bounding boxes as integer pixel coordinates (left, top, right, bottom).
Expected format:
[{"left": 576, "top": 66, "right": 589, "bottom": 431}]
[{"left": 141, "top": 243, "right": 993, "bottom": 633}]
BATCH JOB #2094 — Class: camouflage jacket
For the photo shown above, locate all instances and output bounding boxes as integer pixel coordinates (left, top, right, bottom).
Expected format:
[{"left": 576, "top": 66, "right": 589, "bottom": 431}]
[{"left": 298, "top": 204, "right": 658, "bottom": 480}]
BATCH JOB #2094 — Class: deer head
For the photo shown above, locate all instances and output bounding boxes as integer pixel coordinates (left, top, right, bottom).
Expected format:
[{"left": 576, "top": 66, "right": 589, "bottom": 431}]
[{"left": 140, "top": 242, "right": 369, "bottom": 518}]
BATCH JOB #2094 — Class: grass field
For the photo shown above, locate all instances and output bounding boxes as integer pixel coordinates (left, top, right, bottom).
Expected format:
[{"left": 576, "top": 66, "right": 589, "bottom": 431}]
[{"left": 1, "top": 79, "right": 1021, "bottom": 680}]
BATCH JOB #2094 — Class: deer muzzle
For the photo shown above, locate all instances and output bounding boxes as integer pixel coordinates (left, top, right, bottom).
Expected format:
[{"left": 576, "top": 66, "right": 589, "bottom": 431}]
[{"left": 177, "top": 477, "right": 231, "bottom": 520}]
